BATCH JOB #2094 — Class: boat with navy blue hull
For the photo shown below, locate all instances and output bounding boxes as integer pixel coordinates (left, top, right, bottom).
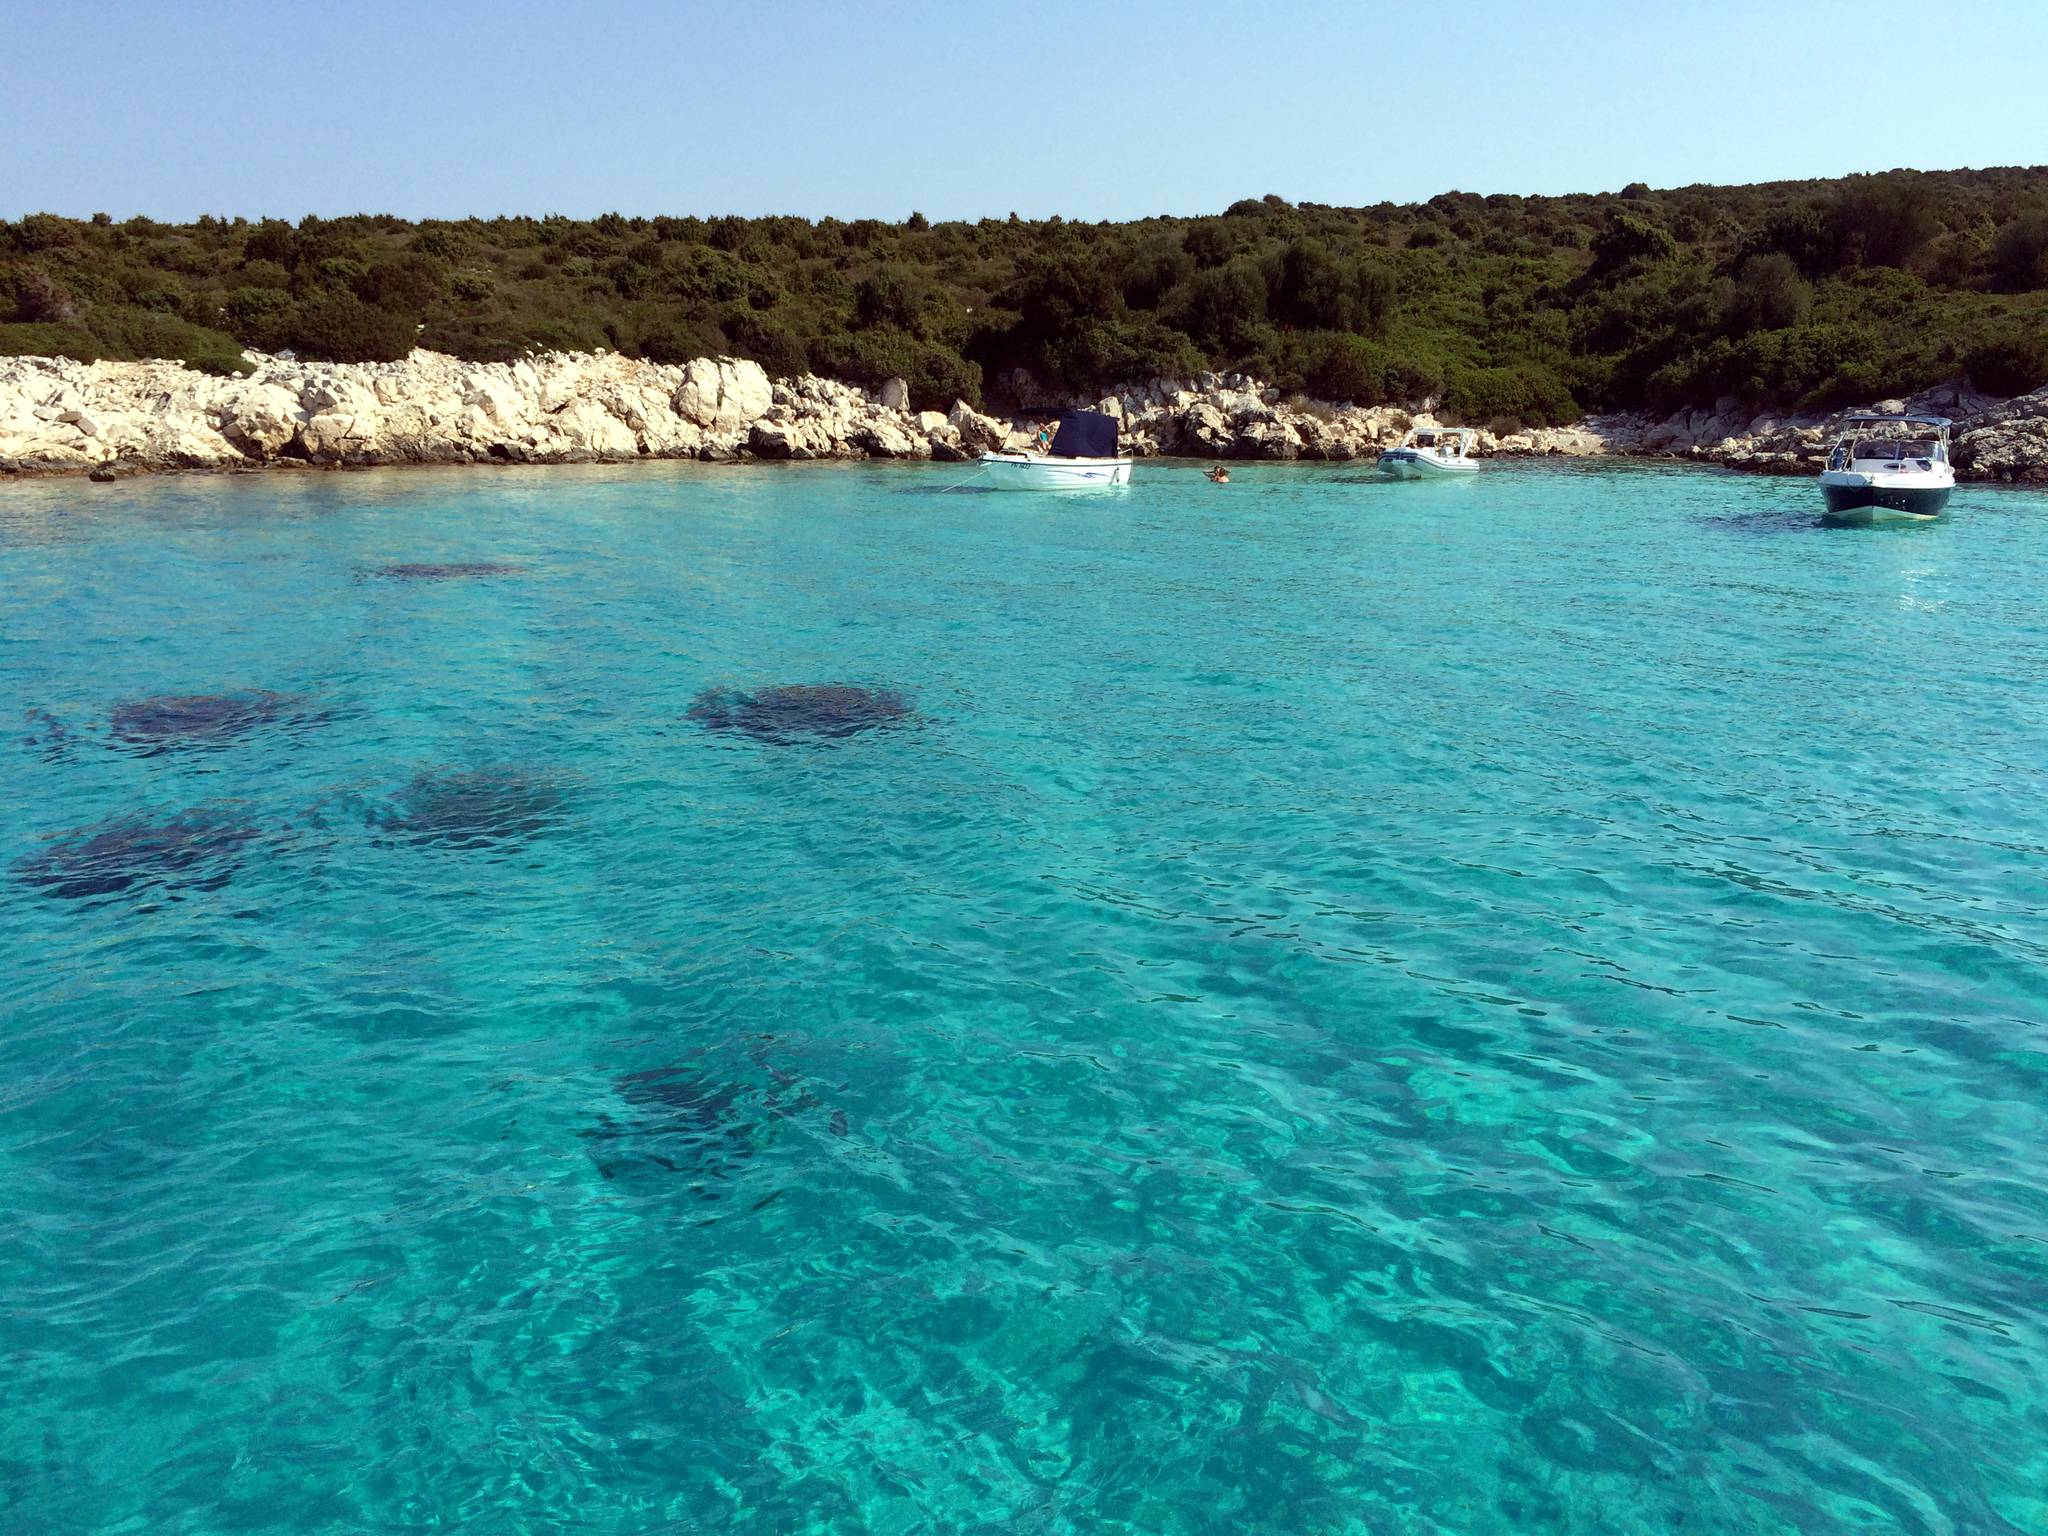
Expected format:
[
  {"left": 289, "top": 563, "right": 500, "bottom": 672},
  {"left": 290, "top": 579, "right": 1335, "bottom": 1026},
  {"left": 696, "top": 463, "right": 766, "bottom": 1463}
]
[{"left": 1818, "top": 414, "right": 1953, "bottom": 524}]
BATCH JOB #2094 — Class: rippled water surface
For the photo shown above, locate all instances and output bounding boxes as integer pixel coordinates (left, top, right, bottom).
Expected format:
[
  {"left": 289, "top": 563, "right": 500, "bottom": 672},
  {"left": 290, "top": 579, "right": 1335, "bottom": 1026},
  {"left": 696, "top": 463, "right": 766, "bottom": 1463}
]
[{"left": 4, "top": 460, "right": 2047, "bottom": 1534}]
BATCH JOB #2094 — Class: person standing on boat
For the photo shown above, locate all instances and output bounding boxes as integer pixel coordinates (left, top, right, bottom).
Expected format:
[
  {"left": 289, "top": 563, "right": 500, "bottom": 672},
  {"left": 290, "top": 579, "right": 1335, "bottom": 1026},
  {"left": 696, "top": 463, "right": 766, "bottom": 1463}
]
[{"left": 1035, "top": 422, "right": 1053, "bottom": 455}]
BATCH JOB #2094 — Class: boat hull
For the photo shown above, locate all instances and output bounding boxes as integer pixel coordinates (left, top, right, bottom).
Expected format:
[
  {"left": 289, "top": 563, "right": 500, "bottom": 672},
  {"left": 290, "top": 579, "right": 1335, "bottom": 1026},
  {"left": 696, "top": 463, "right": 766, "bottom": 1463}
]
[
  {"left": 979, "top": 453, "right": 1132, "bottom": 491},
  {"left": 1377, "top": 448, "right": 1477, "bottom": 479},
  {"left": 1819, "top": 474, "right": 1951, "bottom": 524}
]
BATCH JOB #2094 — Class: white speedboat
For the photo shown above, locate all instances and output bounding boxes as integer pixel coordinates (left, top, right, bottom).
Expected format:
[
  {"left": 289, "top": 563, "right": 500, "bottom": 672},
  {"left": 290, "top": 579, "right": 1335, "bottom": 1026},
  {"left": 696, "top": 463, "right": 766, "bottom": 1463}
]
[
  {"left": 1818, "top": 414, "right": 1953, "bottom": 523},
  {"left": 1377, "top": 426, "right": 1479, "bottom": 478},
  {"left": 980, "top": 409, "right": 1132, "bottom": 491}
]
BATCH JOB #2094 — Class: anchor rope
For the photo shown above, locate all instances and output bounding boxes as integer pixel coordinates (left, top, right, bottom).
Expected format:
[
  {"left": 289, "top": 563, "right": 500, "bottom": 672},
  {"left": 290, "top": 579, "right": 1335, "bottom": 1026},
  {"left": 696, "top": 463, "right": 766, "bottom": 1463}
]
[{"left": 934, "top": 462, "right": 991, "bottom": 493}]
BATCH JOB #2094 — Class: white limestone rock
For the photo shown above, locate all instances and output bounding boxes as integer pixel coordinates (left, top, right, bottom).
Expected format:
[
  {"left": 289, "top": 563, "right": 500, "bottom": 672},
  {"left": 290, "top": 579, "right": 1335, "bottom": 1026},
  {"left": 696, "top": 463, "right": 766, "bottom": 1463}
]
[
  {"left": 217, "top": 384, "right": 304, "bottom": 457},
  {"left": 676, "top": 357, "right": 773, "bottom": 433},
  {"left": 946, "top": 400, "right": 1010, "bottom": 452},
  {"left": 1181, "top": 401, "right": 1234, "bottom": 455},
  {"left": 750, "top": 414, "right": 838, "bottom": 460}
]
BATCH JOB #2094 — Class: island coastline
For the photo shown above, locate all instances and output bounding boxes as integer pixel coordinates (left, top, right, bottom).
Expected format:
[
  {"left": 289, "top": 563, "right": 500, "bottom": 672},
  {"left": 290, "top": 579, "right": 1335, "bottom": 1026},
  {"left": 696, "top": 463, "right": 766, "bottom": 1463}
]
[{"left": 3, "top": 348, "right": 2045, "bottom": 485}]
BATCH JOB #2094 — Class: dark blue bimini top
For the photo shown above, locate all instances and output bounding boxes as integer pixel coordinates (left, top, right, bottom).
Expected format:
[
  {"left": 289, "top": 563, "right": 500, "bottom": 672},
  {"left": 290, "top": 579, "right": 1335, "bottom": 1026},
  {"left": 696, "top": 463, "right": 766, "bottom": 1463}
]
[{"left": 1049, "top": 410, "right": 1118, "bottom": 459}]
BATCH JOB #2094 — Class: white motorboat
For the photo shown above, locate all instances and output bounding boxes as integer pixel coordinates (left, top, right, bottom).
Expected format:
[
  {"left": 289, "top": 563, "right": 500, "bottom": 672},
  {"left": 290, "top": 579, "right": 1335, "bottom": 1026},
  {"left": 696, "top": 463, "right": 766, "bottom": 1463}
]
[
  {"left": 1818, "top": 414, "right": 1953, "bottom": 523},
  {"left": 980, "top": 409, "right": 1132, "bottom": 491},
  {"left": 1377, "top": 426, "right": 1479, "bottom": 479}
]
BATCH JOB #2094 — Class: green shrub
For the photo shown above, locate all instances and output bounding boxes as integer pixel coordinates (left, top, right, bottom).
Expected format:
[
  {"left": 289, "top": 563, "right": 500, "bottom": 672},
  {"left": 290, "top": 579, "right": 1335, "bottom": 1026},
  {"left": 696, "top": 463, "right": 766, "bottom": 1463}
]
[
  {"left": 0, "top": 321, "right": 104, "bottom": 360},
  {"left": 15, "top": 213, "right": 78, "bottom": 253},
  {"left": 1303, "top": 333, "right": 1386, "bottom": 404},
  {"left": 722, "top": 310, "right": 809, "bottom": 379},
  {"left": 412, "top": 227, "right": 473, "bottom": 263},
  {"left": 238, "top": 259, "right": 291, "bottom": 291},
  {"left": 123, "top": 273, "right": 190, "bottom": 313},
  {"left": 309, "top": 256, "right": 369, "bottom": 292},
  {"left": 1585, "top": 212, "right": 1677, "bottom": 283},
  {"left": 1992, "top": 212, "right": 2048, "bottom": 293},
  {"left": 852, "top": 265, "right": 927, "bottom": 331},
  {"left": 518, "top": 315, "right": 611, "bottom": 354},
  {"left": 358, "top": 254, "right": 446, "bottom": 316},
  {"left": 183, "top": 349, "right": 255, "bottom": 377},
  {"left": 87, "top": 306, "right": 248, "bottom": 368},
  {"left": 1117, "top": 236, "right": 1196, "bottom": 310},
  {"left": 241, "top": 219, "right": 296, "bottom": 268},
  {"left": 1826, "top": 176, "right": 1938, "bottom": 270},
  {"left": 1443, "top": 364, "right": 1577, "bottom": 426},
  {"left": 636, "top": 312, "right": 724, "bottom": 364},
  {"left": 810, "top": 327, "right": 981, "bottom": 409},
  {"left": 1172, "top": 258, "right": 1268, "bottom": 353},
  {"left": 1384, "top": 351, "right": 1446, "bottom": 404},
  {"left": 1269, "top": 240, "right": 1396, "bottom": 335},
  {"left": 1964, "top": 332, "right": 2048, "bottom": 397},
  {"left": 224, "top": 285, "right": 295, "bottom": 350},
  {"left": 1722, "top": 253, "right": 1811, "bottom": 334},
  {"left": 12, "top": 267, "right": 76, "bottom": 323},
  {"left": 286, "top": 293, "right": 416, "bottom": 362}
]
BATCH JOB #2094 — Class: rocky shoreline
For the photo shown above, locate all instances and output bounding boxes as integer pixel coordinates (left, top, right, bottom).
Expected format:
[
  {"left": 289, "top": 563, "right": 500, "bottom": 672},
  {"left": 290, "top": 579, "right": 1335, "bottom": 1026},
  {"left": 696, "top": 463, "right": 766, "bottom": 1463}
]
[{"left": 2, "top": 349, "right": 2045, "bottom": 483}]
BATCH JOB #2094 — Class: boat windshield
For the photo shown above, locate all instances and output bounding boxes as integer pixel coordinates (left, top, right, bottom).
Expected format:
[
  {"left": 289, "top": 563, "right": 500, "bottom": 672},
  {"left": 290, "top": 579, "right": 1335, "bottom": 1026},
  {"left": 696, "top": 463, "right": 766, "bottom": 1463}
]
[
  {"left": 1831, "top": 434, "right": 1942, "bottom": 470},
  {"left": 1852, "top": 437, "right": 1938, "bottom": 460}
]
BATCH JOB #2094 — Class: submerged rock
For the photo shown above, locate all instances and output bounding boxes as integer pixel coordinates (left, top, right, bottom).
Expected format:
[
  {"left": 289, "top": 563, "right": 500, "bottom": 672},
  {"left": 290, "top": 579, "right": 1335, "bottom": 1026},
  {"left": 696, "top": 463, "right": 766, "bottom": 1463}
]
[
  {"left": 22, "top": 707, "right": 74, "bottom": 761},
  {"left": 583, "top": 1050, "right": 827, "bottom": 1189},
  {"left": 374, "top": 766, "right": 568, "bottom": 851},
  {"left": 686, "top": 683, "right": 912, "bottom": 745},
  {"left": 369, "top": 561, "right": 523, "bottom": 581},
  {"left": 108, "top": 689, "right": 316, "bottom": 755},
  {"left": 17, "top": 806, "right": 261, "bottom": 900},
  {"left": 584, "top": 1065, "right": 753, "bottom": 1182}
]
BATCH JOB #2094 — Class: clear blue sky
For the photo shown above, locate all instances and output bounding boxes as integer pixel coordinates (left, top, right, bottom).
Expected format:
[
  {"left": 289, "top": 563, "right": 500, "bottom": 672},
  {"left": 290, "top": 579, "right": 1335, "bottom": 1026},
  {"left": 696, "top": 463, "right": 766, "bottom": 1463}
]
[{"left": 6, "top": 0, "right": 2046, "bottom": 223}]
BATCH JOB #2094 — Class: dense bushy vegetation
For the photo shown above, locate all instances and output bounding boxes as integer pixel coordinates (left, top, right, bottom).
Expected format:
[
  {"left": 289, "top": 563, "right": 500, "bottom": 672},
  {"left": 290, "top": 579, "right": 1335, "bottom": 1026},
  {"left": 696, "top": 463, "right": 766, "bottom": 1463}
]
[{"left": 6, "top": 167, "right": 2048, "bottom": 422}]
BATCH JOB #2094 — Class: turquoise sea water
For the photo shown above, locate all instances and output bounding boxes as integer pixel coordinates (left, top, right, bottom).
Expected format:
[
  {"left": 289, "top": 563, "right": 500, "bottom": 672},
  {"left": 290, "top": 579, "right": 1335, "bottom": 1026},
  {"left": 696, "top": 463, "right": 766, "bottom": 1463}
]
[{"left": 3, "top": 460, "right": 2046, "bottom": 1534}]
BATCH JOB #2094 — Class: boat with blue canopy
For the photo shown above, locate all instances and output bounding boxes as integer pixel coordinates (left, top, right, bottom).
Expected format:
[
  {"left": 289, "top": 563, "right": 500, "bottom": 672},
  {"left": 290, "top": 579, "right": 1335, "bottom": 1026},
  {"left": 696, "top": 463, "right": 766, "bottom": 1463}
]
[{"left": 980, "top": 409, "right": 1133, "bottom": 491}]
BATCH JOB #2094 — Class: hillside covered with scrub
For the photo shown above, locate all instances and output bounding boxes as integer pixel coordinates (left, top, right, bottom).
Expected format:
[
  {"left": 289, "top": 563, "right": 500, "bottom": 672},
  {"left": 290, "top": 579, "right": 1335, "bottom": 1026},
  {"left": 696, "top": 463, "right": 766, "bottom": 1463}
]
[{"left": 4, "top": 167, "right": 2048, "bottom": 428}]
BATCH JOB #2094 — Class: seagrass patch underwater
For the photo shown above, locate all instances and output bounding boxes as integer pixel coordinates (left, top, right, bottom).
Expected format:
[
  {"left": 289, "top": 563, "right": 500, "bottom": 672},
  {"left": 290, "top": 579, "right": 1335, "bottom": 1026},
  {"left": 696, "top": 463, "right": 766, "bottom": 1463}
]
[{"left": 3, "top": 459, "right": 2047, "bottom": 1534}]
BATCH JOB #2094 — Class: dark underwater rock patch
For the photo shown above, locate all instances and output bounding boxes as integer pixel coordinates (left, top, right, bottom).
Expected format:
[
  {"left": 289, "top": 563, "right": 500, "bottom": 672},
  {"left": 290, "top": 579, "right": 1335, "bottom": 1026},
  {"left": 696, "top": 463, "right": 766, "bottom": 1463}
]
[
  {"left": 108, "top": 689, "right": 319, "bottom": 755},
  {"left": 374, "top": 766, "right": 568, "bottom": 851},
  {"left": 585, "top": 1065, "right": 754, "bottom": 1179},
  {"left": 686, "top": 683, "right": 913, "bottom": 744},
  {"left": 369, "top": 562, "right": 523, "bottom": 582},
  {"left": 22, "top": 708, "right": 74, "bottom": 762},
  {"left": 17, "top": 807, "right": 262, "bottom": 900},
  {"left": 583, "top": 1052, "right": 831, "bottom": 1190}
]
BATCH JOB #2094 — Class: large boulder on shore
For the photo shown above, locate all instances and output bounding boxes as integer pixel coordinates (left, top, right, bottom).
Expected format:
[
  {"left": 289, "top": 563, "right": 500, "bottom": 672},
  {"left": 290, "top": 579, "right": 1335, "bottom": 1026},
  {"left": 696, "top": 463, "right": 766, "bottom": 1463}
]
[
  {"left": 850, "top": 413, "right": 925, "bottom": 458},
  {"left": 750, "top": 414, "right": 837, "bottom": 460},
  {"left": 1236, "top": 418, "right": 1304, "bottom": 460},
  {"left": 216, "top": 383, "right": 303, "bottom": 457},
  {"left": 1953, "top": 387, "right": 2048, "bottom": 482},
  {"left": 946, "top": 400, "right": 1009, "bottom": 452},
  {"left": 1180, "top": 401, "right": 1234, "bottom": 456},
  {"left": 675, "top": 357, "right": 772, "bottom": 433}
]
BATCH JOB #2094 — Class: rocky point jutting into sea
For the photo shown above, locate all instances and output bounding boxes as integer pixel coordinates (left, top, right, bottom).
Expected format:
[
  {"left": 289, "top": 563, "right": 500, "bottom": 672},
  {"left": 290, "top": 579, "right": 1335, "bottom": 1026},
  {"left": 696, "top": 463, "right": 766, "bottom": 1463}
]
[{"left": 3, "top": 348, "right": 2046, "bottom": 482}]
